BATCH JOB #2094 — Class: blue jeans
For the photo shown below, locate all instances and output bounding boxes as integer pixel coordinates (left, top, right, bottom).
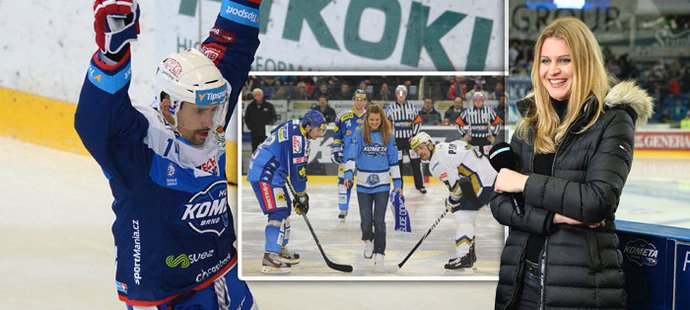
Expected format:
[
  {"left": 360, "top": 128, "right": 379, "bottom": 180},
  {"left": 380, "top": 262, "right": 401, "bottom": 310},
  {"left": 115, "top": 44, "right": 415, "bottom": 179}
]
[
  {"left": 357, "top": 191, "right": 389, "bottom": 255},
  {"left": 517, "top": 260, "right": 542, "bottom": 310}
]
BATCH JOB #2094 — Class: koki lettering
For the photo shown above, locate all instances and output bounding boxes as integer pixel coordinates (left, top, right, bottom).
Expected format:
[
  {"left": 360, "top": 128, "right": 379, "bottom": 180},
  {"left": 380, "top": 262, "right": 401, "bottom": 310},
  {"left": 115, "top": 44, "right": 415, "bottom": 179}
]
[{"left": 178, "top": 0, "right": 493, "bottom": 70}]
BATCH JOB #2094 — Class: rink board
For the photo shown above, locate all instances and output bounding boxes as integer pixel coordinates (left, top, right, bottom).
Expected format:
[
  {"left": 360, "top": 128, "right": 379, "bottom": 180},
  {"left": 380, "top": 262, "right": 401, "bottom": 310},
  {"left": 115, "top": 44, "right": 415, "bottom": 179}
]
[{"left": 616, "top": 220, "right": 690, "bottom": 310}]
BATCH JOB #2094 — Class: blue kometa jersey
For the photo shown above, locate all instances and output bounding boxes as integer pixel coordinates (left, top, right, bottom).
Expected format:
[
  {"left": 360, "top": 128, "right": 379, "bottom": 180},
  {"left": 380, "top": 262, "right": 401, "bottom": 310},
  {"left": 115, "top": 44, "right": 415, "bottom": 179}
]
[
  {"left": 332, "top": 109, "right": 365, "bottom": 154},
  {"left": 74, "top": 0, "right": 260, "bottom": 306},
  {"left": 344, "top": 128, "right": 402, "bottom": 193},
  {"left": 247, "top": 120, "right": 310, "bottom": 196}
]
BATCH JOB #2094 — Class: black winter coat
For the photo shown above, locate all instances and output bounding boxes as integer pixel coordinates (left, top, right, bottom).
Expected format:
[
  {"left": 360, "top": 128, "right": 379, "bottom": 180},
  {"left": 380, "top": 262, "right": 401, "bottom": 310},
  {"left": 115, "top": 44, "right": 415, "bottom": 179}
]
[
  {"left": 244, "top": 100, "right": 277, "bottom": 138},
  {"left": 491, "top": 82, "right": 653, "bottom": 309}
]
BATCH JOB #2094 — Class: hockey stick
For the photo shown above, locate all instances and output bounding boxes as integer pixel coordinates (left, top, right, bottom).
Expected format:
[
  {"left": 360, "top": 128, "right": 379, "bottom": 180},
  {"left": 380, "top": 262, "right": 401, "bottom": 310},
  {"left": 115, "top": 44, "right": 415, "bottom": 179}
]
[
  {"left": 397, "top": 209, "right": 448, "bottom": 269},
  {"left": 286, "top": 180, "right": 353, "bottom": 273},
  {"left": 397, "top": 178, "right": 481, "bottom": 269}
]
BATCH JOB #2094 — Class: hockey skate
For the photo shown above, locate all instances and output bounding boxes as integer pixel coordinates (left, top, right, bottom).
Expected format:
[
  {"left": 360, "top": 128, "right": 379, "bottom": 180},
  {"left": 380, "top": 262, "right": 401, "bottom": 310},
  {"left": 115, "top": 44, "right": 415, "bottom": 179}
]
[
  {"left": 279, "top": 247, "right": 300, "bottom": 265},
  {"left": 338, "top": 210, "right": 348, "bottom": 221},
  {"left": 261, "top": 252, "right": 291, "bottom": 274},
  {"left": 445, "top": 244, "right": 477, "bottom": 270},
  {"left": 363, "top": 240, "right": 374, "bottom": 259}
]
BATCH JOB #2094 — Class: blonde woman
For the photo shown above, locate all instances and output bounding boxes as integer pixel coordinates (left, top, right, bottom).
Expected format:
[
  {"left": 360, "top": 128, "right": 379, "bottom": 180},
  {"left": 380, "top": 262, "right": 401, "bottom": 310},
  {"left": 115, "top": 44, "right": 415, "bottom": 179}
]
[
  {"left": 344, "top": 104, "right": 402, "bottom": 267},
  {"left": 491, "top": 17, "right": 653, "bottom": 309}
]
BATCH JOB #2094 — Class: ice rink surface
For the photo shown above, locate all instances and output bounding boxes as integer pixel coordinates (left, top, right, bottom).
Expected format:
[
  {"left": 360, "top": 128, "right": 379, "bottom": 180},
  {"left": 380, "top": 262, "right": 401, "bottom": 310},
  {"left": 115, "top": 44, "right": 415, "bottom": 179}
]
[
  {"left": 240, "top": 182, "right": 503, "bottom": 278},
  {"left": 2, "top": 137, "right": 689, "bottom": 309}
]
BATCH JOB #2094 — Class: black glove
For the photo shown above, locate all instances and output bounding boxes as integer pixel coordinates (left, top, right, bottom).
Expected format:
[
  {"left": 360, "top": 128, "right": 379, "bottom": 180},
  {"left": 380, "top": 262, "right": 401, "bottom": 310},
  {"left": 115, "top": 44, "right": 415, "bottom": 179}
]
[
  {"left": 445, "top": 196, "right": 461, "bottom": 212},
  {"left": 294, "top": 194, "right": 310, "bottom": 215}
]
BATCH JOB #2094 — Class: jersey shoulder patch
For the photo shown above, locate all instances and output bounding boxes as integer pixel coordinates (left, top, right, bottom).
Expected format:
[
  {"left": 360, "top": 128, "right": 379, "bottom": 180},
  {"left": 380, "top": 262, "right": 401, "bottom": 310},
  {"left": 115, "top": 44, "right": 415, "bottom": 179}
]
[{"left": 338, "top": 111, "right": 353, "bottom": 121}]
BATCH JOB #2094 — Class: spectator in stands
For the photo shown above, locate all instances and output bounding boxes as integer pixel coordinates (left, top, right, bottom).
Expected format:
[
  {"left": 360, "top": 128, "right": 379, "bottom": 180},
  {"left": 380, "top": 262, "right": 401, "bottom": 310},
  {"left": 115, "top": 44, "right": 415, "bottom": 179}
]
[
  {"left": 290, "top": 82, "right": 311, "bottom": 100},
  {"left": 491, "top": 81, "right": 506, "bottom": 100},
  {"left": 261, "top": 76, "right": 277, "bottom": 99},
  {"left": 357, "top": 80, "right": 373, "bottom": 101},
  {"left": 447, "top": 76, "right": 467, "bottom": 100},
  {"left": 681, "top": 111, "right": 690, "bottom": 129},
  {"left": 466, "top": 81, "right": 490, "bottom": 100},
  {"left": 245, "top": 88, "right": 277, "bottom": 152},
  {"left": 419, "top": 98, "right": 442, "bottom": 125},
  {"left": 670, "top": 97, "right": 688, "bottom": 121},
  {"left": 379, "top": 82, "right": 393, "bottom": 101},
  {"left": 443, "top": 97, "right": 464, "bottom": 126},
  {"left": 314, "top": 83, "right": 331, "bottom": 100},
  {"left": 398, "top": 80, "right": 415, "bottom": 100},
  {"left": 335, "top": 81, "right": 352, "bottom": 100},
  {"left": 313, "top": 94, "right": 336, "bottom": 123},
  {"left": 496, "top": 94, "right": 507, "bottom": 125},
  {"left": 272, "top": 85, "right": 289, "bottom": 100}
]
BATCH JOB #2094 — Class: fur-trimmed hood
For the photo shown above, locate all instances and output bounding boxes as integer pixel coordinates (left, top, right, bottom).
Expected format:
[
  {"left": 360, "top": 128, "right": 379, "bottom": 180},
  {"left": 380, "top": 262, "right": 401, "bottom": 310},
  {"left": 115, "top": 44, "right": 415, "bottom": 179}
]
[{"left": 516, "top": 81, "right": 654, "bottom": 126}]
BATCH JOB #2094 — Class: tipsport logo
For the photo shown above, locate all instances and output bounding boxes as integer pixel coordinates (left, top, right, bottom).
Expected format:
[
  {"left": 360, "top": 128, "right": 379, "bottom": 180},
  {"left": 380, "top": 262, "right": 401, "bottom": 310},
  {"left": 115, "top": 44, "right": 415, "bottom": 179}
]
[
  {"left": 196, "top": 85, "right": 227, "bottom": 105},
  {"left": 181, "top": 181, "right": 230, "bottom": 236},
  {"left": 166, "top": 249, "right": 215, "bottom": 269},
  {"left": 220, "top": 1, "right": 260, "bottom": 28}
]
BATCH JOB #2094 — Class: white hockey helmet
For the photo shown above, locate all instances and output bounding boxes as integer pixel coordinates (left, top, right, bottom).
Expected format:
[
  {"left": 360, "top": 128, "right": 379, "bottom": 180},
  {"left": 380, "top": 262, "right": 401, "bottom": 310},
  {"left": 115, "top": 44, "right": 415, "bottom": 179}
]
[
  {"left": 155, "top": 49, "right": 230, "bottom": 131},
  {"left": 410, "top": 132, "right": 433, "bottom": 150}
]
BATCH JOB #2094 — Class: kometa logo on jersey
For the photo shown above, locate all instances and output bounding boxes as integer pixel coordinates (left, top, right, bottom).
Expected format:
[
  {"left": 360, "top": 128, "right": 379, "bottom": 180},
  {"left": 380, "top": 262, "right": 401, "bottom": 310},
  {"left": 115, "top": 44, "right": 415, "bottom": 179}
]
[
  {"left": 181, "top": 181, "right": 230, "bottom": 236},
  {"left": 363, "top": 143, "right": 387, "bottom": 157}
]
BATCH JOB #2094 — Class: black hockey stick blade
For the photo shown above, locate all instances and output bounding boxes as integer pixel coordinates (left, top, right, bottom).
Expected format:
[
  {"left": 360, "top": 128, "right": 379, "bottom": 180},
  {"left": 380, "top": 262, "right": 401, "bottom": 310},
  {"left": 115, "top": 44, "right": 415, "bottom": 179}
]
[
  {"left": 286, "top": 180, "right": 353, "bottom": 273},
  {"left": 302, "top": 214, "right": 353, "bottom": 273},
  {"left": 397, "top": 209, "right": 448, "bottom": 269}
]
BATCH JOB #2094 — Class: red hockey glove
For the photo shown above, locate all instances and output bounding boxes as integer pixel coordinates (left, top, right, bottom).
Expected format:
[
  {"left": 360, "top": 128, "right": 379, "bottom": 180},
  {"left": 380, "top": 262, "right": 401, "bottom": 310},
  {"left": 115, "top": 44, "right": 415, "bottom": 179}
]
[{"left": 93, "top": 0, "right": 140, "bottom": 54}]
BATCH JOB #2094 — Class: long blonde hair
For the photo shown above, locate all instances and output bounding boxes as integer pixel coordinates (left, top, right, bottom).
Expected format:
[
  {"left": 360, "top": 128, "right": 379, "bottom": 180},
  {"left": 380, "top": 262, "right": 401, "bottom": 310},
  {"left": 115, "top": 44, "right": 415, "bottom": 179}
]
[
  {"left": 362, "top": 104, "right": 391, "bottom": 144},
  {"left": 516, "top": 17, "right": 610, "bottom": 154}
]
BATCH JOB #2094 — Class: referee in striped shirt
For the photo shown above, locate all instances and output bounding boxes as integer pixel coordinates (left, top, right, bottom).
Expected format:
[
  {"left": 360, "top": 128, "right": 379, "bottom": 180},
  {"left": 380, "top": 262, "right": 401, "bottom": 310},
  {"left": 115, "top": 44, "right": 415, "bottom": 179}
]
[
  {"left": 385, "top": 85, "right": 426, "bottom": 193},
  {"left": 455, "top": 92, "right": 503, "bottom": 155}
]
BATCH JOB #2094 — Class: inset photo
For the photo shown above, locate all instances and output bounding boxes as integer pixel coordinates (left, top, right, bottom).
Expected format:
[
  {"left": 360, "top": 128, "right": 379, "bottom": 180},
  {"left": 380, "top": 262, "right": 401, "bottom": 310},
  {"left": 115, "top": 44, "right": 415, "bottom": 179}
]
[{"left": 239, "top": 75, "right": 507, "bottom": 278}]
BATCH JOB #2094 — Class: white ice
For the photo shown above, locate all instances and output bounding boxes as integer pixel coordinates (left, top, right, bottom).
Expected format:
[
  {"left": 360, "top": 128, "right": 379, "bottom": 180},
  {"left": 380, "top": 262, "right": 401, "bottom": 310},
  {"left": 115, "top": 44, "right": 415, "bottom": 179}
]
[{"left": 239, "top": 182, "right": 503, "bottom": 279}]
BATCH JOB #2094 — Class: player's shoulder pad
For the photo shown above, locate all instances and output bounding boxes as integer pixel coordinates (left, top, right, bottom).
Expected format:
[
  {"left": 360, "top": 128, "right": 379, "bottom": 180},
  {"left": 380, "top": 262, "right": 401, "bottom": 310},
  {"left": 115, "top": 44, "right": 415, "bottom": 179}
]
[{"left": 337, "top": 111, "right": 353, "bottom": 121}]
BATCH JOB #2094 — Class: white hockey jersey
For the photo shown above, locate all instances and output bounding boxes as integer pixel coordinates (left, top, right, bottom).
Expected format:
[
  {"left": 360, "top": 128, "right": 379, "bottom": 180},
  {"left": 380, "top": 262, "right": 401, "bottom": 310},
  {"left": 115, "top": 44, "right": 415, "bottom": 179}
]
[{"left": 428, "top": 141, "right": 497, "bottom": 200}]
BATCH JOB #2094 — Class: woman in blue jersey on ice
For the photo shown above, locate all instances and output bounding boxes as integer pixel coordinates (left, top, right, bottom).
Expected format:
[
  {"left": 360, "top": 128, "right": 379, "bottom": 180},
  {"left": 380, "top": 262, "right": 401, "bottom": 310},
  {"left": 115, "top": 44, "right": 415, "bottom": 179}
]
[{"left": 343, "top": 104, "right": 402, "bottom": 267}]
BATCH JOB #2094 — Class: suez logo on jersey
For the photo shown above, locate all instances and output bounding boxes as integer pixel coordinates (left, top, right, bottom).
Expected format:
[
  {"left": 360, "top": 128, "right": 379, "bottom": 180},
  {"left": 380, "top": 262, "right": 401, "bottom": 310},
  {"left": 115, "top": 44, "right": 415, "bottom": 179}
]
[
  {"left": 181, "top": 181, "right": 230, "bottom": 236},
  {"left": 195, "top": 84, "right": 228, "bottom": 105},
  {"left": 165, "top": 249, "right": 215, "bottom": 269}
]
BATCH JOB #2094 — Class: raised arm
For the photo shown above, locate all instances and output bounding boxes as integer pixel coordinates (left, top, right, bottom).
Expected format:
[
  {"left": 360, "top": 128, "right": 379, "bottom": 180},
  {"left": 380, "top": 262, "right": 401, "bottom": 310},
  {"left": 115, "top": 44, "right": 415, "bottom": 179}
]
[{"left": 201, "top": 0, "right": 262, "bottom": 129}]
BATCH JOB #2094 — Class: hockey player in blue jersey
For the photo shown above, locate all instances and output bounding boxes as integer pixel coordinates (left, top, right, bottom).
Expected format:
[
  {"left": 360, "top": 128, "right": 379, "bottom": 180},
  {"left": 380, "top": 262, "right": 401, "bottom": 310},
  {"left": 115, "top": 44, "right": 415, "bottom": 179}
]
[
  {"left": 331, "top": 89, "right": 367, "bottom": 221},
  {"left": 247, "top": 110, "right": 326, "bottom": 273},
  {"left": 343, "top": 104, "right": 402, "bottom": 268},
  {"left": 75, "top": 0, "right": 260, "bottom": 308}
]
